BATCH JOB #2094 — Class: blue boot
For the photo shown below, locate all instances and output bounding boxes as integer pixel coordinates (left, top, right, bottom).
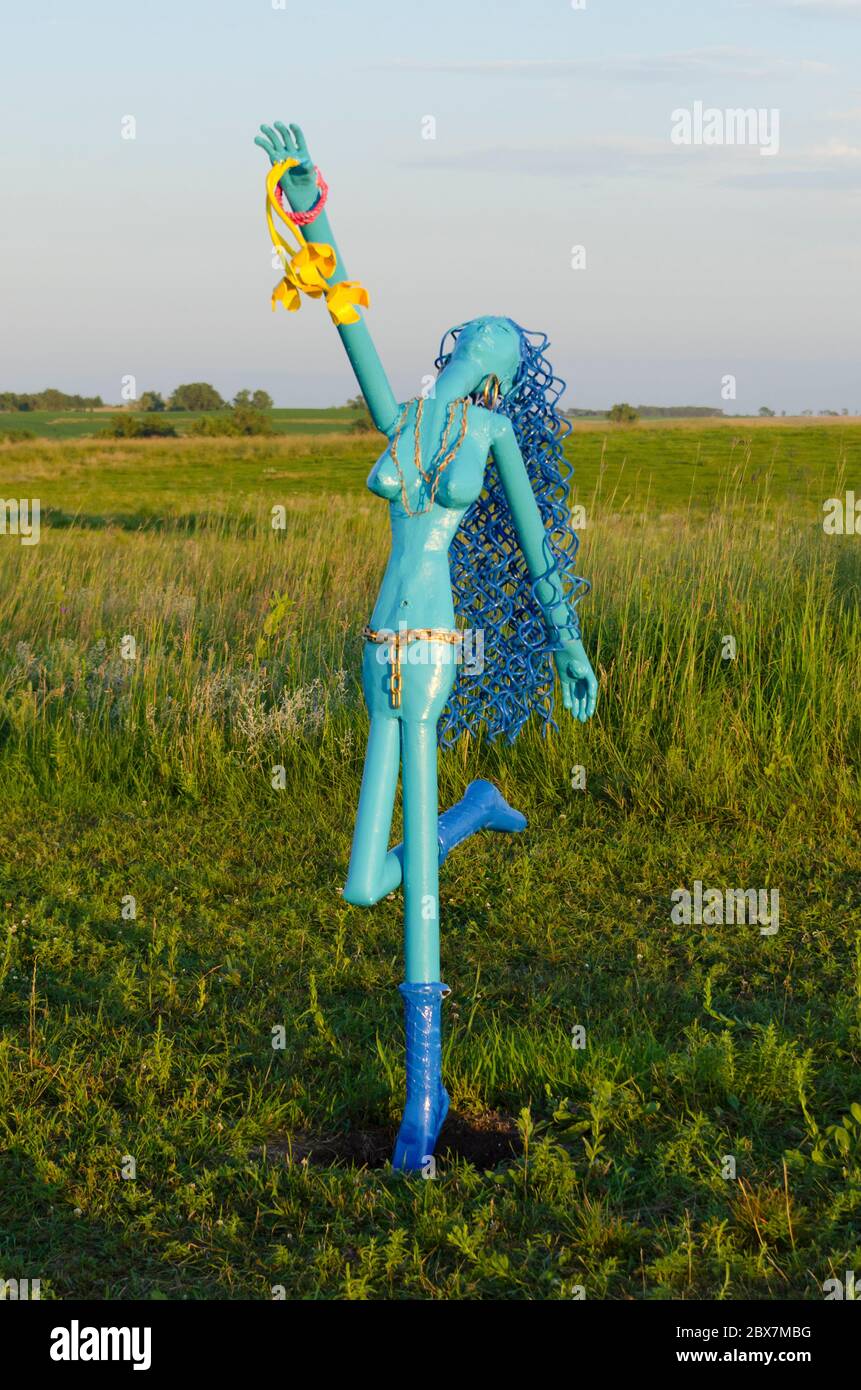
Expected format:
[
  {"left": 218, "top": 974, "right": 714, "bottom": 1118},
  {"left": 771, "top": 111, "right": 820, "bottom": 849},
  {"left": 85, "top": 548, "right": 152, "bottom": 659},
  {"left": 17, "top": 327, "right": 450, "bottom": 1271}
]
[
  {"left": 392, "top": 982, "right": 450, "bottom": 1172},
  {"left": 437, "top": 779, "right": 527, "bottom": 865}
]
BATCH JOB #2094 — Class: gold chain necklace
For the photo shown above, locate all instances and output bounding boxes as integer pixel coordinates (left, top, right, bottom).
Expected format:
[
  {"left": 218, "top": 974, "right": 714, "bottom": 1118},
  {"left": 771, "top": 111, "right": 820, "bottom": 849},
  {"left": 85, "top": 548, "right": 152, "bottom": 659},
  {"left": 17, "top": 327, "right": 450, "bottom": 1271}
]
[{"left": 389, "top": 397, "right": 470, "bottom": 516}]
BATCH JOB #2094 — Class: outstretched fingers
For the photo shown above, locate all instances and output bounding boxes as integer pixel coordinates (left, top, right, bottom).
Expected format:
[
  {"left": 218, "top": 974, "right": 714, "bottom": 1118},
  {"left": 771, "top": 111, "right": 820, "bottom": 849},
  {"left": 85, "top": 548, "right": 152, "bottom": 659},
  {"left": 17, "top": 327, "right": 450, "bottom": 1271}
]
[
  {"left": 281, "top": 122, "right": 312, "bottom": 173},
  {"left": 261, "top": 124, "right": 283, "bottom": 149},
  {"left": 254, "top": 133, "right": 277, "bottom": 162},
  {"left": 254, "top": 120, "right": 313, "bottom": 176},
  {"left": 585, "top": 673, "right": 598, "bottom": 719},
  {"left": 273, "top": 121, "right": 296, "bottom": 152},
  {"left": 289, "top": 123, "right": 309, "bottom": 154}
]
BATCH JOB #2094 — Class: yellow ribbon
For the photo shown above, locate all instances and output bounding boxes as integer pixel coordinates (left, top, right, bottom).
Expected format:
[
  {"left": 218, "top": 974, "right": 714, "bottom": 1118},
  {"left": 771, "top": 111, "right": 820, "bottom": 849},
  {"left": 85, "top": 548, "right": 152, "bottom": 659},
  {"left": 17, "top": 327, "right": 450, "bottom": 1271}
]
[
  {"left": 323, "top": 280, "right": 370, "bottom": 325},
  {"left": 266, "top": 160, "right": 369, "bottom": 326}
]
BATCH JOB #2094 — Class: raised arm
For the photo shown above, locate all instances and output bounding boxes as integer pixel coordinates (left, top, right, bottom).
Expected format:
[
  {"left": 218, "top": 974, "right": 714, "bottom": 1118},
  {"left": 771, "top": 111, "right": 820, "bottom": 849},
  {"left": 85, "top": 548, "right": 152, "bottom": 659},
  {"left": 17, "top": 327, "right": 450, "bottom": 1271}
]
[
  {"left": 254, "top": 121, "right": 398, "bottom": 435},
  {"left": 490, "top": 415, "right": 598, "bottom": 722}
]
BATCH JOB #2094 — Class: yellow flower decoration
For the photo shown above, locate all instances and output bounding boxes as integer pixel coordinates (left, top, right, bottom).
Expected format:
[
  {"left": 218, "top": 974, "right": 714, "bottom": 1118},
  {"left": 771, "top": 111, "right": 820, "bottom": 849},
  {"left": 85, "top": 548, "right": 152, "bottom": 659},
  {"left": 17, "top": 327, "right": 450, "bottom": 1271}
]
[{"left": 266, "top": 160, "right": 369, "bottom": 326}]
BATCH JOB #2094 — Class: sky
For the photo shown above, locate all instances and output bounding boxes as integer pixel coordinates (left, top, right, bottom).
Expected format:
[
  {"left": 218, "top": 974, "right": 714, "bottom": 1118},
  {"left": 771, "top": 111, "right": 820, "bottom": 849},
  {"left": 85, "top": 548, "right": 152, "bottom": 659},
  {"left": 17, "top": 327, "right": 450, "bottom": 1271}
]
[{"left": 0, "top": 0, "right": 859, "bottom": 413}]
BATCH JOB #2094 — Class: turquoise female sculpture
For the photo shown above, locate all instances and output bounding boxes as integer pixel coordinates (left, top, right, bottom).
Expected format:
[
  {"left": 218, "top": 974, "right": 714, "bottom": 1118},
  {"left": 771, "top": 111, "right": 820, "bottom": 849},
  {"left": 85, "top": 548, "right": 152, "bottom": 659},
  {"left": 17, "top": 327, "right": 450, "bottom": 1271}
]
[{"left": 254, "top": 121, "right": 598, "bottom": 1172}]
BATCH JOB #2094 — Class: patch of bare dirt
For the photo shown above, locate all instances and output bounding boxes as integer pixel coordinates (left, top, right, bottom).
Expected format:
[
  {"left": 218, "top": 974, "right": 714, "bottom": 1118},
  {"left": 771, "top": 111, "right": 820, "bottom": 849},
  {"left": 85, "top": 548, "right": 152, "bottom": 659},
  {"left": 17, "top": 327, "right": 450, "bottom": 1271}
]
[{"left": 256, "top": 1111, "right": 521, "bottom": 1172}]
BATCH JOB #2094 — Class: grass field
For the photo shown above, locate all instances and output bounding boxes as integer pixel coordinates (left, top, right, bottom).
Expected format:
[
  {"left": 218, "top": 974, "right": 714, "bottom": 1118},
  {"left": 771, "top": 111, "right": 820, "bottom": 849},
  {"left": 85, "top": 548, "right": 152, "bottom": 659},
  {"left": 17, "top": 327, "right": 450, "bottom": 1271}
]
[
  {"left": 0, "top": 421, "right": 859, "bottom": 1300},
  {"left": 0, "top": 406, "right": 369, "bottom": 441},
  {"left": 5, "top": 404, "right": 860, "bottom": 444}
]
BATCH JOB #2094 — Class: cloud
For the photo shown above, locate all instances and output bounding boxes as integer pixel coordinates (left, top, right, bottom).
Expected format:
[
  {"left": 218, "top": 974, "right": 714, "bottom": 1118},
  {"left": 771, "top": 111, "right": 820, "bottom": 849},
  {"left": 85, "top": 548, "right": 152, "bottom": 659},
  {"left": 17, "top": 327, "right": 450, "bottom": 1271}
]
[
  {"left": 719, "top": 134, "right": 861, "bottom": 188},
  {"left": 722, "top": 165, "right": 861, "bottom": 188},
  {"left": 769, "top": 0, "right": 861, "bottom": 13},
  {"left": 808, "top": 139, "right": 861, "bottom": 156},
  {"left": 773, "top": 0, "right": 861, "bottom": 9},
  {"left": 388, "top": 47, "right": 831, "bottom": 82},
  {"left": 404, "top": 135, "right": 766, "bottom": 183},
  {"left": 405, "top": 133, "right": 861, "bottom": 197}
]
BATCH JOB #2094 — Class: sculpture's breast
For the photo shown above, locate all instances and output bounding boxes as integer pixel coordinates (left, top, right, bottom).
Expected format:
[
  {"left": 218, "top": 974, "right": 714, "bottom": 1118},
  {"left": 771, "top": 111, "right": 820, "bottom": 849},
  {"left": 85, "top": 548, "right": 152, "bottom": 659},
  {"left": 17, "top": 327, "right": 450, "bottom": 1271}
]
[{"left": 367, "top": 431, "right": 487, "bottom": 510}]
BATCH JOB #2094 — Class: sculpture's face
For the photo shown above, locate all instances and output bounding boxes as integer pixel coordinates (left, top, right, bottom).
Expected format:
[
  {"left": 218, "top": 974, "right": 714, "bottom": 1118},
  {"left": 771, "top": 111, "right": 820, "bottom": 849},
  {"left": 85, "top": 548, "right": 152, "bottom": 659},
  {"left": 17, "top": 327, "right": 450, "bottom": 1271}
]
[{"left": 450, "top": 316, "right": 522, "bottom": 398}]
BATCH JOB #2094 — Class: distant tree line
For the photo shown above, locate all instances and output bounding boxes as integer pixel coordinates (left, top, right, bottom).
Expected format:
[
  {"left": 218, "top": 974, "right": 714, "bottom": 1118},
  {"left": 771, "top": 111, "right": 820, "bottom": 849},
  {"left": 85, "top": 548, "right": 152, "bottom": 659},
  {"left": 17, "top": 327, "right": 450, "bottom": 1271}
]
[
  {"left": 566, "top": 405, "right": 725, "bottom": 421},
  {"left": 0, "top": 389, "right": 104, "bottom": 412},
  {"left": 0, "top": 384, "right": 274, "bottom": 413},
  {"left": 635, "top": 405, "right": 724, "bottom": 419},
  {"left": 100, "top": 384, "right": 276, "bottom": 439},
  {"left": 343, "top": 393, "right": 376, "bottom": 432},
  {"left": 138, "top": 384, "right": 273, "bottom": 412},
  {"left": 569, "top": 404, "right": 858, "bottom": 421}
]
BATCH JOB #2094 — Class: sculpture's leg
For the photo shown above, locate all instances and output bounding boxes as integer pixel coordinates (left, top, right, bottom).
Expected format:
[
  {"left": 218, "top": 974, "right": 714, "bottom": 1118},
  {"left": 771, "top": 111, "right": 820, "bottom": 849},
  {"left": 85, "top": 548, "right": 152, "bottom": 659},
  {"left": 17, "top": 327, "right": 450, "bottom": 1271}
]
[
  {"left": 400, "top": 720, "right": 442, "bottom": 983},
  {"left": 393, "top": 719, "right": 449, "bottom": 1171},
  {"left": 342, "top": 714, "right": 403, "bottom": 906},
  {"left": 390, "top": 779, "right": 528, "bottom": 869},
  {"left": 438, "top": 779, "right": 527, "bottom": 863}
]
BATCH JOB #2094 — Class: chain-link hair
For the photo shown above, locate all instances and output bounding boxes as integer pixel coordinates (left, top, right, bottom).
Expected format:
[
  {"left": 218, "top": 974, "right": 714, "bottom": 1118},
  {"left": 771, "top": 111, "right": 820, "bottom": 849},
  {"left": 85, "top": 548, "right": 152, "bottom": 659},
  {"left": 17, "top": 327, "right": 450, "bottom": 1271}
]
[{"left": 435, "top": 319, "right": 589, "bottom": 746}]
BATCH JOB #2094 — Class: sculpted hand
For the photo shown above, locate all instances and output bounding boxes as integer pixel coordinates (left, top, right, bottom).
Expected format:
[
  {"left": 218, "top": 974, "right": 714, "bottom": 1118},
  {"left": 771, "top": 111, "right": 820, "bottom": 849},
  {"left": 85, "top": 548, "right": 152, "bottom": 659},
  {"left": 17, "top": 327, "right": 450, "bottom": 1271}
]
[
  {"left": 554, "top": 638, "right": 598, "bottom": 723},
  {"left": 254, "top": 120, "right": 318, "bottom": 214}
]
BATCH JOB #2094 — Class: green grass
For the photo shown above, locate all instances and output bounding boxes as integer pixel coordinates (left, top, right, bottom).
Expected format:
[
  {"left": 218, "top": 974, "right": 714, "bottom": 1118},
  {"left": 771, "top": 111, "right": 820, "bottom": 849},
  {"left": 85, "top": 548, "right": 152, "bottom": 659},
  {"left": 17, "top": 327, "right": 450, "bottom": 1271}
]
[
  {"left": 0, "top": 406, "right": 370, "bottom": 441},
  {"left": 0, "top": 424, "right": 859, "bottom": 1300},
  {"left": 0, "top": 416, "right": 857, "bottom": 524}
]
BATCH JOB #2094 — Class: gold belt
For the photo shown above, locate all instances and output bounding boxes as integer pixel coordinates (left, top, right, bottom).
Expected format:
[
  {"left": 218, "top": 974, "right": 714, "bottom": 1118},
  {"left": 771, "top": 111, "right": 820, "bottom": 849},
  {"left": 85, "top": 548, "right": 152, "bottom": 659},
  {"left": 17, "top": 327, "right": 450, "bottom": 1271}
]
[{"left": 362, "top": 626, "right": 463, "bottom": 709}]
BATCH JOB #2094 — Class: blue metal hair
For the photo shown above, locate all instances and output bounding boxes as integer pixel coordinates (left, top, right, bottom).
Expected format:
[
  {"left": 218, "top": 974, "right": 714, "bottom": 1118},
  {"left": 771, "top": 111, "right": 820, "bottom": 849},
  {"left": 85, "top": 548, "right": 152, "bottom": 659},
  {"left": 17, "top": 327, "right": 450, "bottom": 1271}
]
[{"left": 436, "top": 320, "right": 590, "bottom": 747}]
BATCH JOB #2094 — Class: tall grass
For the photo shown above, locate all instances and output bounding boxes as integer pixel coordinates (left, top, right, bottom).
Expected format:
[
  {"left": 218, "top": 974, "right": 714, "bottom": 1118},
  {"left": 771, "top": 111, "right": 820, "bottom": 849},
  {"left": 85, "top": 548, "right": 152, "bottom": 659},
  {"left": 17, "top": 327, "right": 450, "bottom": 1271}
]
[
  {"left": 1, "top": 431, "right": 860, "bottom": 1300},
  {"left": 1, "top": 481, "right": 858, "bottom": 829}
]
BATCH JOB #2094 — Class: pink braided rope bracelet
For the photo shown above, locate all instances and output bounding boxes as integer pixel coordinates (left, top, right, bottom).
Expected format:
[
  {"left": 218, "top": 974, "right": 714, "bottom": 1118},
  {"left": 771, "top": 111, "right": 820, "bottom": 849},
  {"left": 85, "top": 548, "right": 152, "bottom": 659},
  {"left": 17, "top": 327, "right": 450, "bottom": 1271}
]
[{"left": 274, "top": 166, "right": 329, "bottom": 226}]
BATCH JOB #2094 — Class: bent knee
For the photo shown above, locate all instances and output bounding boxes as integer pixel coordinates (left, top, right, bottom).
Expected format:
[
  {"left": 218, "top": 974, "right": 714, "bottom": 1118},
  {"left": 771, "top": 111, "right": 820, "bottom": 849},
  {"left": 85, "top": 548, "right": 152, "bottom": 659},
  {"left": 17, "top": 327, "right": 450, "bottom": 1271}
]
[{"left": 342, "top": 878, "right": 385, "bottom": 908}]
